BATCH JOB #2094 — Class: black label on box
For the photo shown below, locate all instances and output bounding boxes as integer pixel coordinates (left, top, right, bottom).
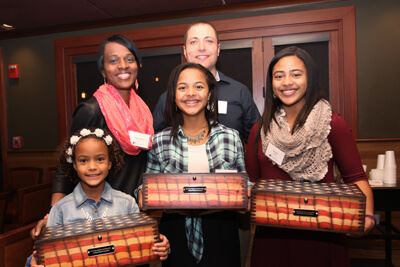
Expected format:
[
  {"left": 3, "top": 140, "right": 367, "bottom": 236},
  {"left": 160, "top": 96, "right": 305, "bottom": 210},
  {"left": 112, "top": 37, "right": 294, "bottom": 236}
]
[
  {"left": 183, "top": 186, "right": 207, "bottom": 193},
  {"left": 293, "top": 209, "right": 319, "bottom": 217},
  {"left": 87, "top": 245, "right": 115, "bottom": 256}
]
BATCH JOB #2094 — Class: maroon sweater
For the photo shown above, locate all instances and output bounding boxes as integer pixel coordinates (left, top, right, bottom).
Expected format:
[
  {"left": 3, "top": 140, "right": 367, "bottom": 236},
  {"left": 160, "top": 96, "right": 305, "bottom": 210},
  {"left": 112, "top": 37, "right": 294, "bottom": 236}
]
[{"left": 245, "top": 112, "right": 367, "bottom": 267}]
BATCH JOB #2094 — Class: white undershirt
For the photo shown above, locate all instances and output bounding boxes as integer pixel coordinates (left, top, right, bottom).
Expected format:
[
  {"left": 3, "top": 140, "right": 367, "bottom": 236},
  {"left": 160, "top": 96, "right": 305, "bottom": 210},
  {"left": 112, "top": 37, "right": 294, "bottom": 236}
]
[{"left": 187, "top": 144, "right": 210, "bottom": 173}]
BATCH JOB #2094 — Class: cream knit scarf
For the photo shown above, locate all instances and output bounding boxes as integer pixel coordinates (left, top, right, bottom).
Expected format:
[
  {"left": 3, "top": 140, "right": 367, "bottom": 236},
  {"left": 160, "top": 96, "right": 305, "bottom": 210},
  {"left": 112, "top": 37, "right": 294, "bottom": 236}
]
[{"left": 260, "top": 99, "right": 333, "bottom": 182}]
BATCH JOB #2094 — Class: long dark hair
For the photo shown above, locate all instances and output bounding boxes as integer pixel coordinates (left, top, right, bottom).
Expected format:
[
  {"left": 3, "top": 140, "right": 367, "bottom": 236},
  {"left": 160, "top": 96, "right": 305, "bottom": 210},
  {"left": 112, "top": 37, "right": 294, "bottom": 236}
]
[
  {"left": 164, "top": 63, "right": 218, "bottom": 144},
  {"left": 261, "top": 46, "right": 325, "bottom": 136}
]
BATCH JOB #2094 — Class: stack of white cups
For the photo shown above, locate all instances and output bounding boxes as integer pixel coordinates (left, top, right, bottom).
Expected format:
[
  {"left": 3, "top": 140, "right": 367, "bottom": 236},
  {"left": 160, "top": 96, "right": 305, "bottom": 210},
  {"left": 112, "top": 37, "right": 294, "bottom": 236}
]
[
  {"left": 377, "top": 154, "right": 385, "bottom": 170},
  {"left": 383, "top": 150, "right": 397, "bottom": 185},
  {"left": 369, "top": 154, "right": 385, "bottom": 185}
]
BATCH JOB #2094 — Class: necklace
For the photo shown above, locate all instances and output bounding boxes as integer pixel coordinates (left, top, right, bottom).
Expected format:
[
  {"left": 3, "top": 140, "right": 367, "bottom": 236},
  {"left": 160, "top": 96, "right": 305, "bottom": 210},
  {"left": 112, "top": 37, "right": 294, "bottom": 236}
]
[{"left": 185, "top": 128, "right": 207, "bottom": 145}]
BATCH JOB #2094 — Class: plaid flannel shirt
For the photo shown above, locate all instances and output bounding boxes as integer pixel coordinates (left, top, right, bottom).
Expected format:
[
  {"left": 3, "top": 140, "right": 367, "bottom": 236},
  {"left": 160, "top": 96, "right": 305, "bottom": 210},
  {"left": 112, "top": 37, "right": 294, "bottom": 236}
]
[
  {"left": 146, "top": 123, "right": 245, "bottom": 174},
  {"left": 146, "top": 123, "right": 245, "bottom": 263}
]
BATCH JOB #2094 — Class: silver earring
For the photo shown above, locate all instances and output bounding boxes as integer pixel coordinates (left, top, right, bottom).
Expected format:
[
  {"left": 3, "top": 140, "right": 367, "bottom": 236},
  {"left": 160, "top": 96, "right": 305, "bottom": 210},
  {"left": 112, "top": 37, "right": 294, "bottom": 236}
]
[
  {"left": 207, "top": 102, "right": 215, "bottom": 112},
  {"left": 103, "top": 76, "right": 107, "bottom": 85},
  {"left": 135, "top": 79, "right": 139, "bottom": 91}
]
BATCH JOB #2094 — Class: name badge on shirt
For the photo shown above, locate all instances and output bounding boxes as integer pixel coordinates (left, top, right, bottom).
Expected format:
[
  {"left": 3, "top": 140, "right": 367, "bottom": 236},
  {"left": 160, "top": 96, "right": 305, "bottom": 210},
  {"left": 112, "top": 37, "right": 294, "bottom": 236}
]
[
  {"left": 215, "top": 169, "right": 238, "bottom": 173},
  {"left": 128, "top": 131, "right": 151, "bottom": 149},
  {"left": 265, "top": 143, "right": 285, "bottom": 166},
  {"left": 218, "top": 100, "right": 228, "bottom": 114}
]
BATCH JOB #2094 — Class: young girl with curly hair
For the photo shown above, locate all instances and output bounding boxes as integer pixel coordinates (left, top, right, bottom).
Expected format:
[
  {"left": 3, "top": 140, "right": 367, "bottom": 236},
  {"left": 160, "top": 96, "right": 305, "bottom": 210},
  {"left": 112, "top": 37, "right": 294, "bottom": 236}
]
[{"left": 27, "top": 128, "right": 169, "bottom": 266}]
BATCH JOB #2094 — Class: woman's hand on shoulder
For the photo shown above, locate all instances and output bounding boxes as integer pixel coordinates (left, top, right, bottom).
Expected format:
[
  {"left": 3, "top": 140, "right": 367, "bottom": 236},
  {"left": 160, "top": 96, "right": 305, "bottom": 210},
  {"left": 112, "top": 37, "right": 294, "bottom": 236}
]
[
  {"left": 30, "top": 214, "right": 48, "bottom": 239},
  {"left": 137, "top": 187, "right": 143, "bottom": 209},
  {"left": 152, "top": 234, "right": 170, "bottom": 261}
]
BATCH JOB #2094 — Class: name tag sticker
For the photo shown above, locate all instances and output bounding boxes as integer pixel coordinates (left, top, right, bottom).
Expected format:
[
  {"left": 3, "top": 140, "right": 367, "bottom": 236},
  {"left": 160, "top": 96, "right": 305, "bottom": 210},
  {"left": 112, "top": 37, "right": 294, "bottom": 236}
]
[
  {"left": 265, "top": 143, "right": 285, "bottom": 166},
  {"left": 218, "top": 101, "right": 228, "bottom": 114},
  {"left": 128, "top": 131, "right": 151, "bottom": 149},
  {"left": 215, "top": 169, "right": 238, "bottom": 173}
]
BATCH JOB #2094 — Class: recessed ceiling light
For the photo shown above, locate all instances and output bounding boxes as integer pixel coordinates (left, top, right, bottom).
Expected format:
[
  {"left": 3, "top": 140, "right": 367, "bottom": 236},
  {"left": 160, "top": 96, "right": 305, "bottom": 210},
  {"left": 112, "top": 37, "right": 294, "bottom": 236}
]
[{"left": 1, "top": 23, "right": 15, "bottom": 30}]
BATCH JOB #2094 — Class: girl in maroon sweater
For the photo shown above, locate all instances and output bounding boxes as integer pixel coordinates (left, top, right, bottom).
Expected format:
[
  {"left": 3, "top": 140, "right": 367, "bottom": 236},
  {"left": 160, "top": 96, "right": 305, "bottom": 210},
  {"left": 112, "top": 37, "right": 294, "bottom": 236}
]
[{"left": 245, "top": 46, "right": 374, "bottom": 267}]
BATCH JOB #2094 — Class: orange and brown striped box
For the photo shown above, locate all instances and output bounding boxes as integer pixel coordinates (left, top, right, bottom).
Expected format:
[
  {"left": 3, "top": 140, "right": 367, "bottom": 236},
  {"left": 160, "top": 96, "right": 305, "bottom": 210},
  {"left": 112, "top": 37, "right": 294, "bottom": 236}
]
[
  {"left": 34, "top": 213, "right": 159, "bottom": 267},
  {"left": 142, "top": 173, "right": 248, "bottom": 210},
  {"left": 251, "top": 179, "right": 366, "bottom": 233}
]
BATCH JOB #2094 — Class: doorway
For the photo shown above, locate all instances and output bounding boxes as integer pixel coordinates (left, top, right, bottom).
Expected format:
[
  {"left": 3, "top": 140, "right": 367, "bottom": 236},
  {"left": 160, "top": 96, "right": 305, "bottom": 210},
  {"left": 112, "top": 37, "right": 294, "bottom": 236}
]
[{"left": 74, "top": 40, "right": 254, "bottom": 113}]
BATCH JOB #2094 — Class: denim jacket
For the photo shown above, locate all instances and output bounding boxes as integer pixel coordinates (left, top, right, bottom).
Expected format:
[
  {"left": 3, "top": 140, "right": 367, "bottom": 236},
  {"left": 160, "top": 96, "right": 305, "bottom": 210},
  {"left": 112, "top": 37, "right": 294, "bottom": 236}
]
[{"left": 47, "top": 182, "right": 139, "bottom": 227}]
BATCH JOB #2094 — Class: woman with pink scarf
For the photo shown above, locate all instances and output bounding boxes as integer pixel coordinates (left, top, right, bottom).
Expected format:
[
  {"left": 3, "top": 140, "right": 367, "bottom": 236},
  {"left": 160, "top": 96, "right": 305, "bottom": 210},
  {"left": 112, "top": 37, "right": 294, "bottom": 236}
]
[{"left": 31, "top": 35, "right": 154, "bottom": 237}]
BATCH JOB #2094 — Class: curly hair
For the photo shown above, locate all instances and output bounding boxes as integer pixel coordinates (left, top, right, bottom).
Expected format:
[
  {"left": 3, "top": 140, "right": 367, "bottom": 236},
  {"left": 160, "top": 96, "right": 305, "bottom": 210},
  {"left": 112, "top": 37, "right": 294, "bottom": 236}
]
[{"left": 58, "top": 128, "right": 124, "bottom": 185}]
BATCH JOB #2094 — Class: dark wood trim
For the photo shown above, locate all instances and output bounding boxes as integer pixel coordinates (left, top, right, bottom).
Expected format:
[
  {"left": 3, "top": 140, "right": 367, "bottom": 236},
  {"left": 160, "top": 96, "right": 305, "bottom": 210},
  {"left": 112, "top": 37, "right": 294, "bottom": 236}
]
[
  {"left": 341, "top": 7, "right": 358, "bottom": 137},
  {"left": 357, "top": 138, "right": 400, "bottom": 143},
  {"left": 0, "top": 0, "right": 335, "bottom": 40},
  {"left": 0, "top": 49, "right": 8, "bottom": 186},
  {"left": 55, "top": 5, "right": 359, "bottom": 141},
  {"left": 251, "top": 38, "right": 264, "bottom": 112},
  {"left": 329, "top": 31, "right": 340, "bottom": 115}
]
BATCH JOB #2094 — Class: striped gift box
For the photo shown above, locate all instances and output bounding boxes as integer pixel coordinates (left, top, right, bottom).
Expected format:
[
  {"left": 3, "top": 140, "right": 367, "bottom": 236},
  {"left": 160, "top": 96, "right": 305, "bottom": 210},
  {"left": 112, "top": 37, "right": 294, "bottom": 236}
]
[
  {"left": 251, "top": 179, "right": 366, "bottom": 233},
  {"left": 35, "top": 213, "right": 159, "bottom": 266},
  {"left": 142, "top": 173, "right": 248, "bottom": 210}
]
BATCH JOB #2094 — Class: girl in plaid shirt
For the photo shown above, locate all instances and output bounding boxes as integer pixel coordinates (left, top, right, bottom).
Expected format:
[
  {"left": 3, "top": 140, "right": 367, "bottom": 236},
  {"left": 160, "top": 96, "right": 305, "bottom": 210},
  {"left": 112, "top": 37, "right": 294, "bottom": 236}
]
[{"left": 145, "top": 63, "right": 245, "bottom": 267}]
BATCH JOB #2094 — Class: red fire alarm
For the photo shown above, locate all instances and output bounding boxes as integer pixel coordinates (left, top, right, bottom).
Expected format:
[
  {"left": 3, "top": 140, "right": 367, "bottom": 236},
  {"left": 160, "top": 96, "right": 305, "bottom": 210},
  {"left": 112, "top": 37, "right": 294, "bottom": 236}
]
[
  {"left": 12, "top": 136, "right": 23, "bottom": 149},
  {"left": 8, "top": 64, "right": 19, "bottom": 79}
]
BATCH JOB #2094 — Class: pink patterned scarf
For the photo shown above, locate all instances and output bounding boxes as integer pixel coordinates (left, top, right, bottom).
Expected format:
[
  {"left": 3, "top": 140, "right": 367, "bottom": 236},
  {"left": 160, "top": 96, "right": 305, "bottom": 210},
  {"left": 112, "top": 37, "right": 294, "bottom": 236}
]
[{"left": 94, "top": 84, "right": 154, "bottom": 155}]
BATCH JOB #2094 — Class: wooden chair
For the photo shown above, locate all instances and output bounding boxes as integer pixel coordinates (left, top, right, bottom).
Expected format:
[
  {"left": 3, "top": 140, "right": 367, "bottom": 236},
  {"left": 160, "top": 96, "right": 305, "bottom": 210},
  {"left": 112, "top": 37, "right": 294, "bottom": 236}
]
[
  {"left": 0, "top": 222, "right": 35, "bottom": 267},
  {"left": 4, "top": 167, "right": 44, "bottom": 226},
  {"left": 6, "top": 167, "right": 43, "bottom": 190},
  {"left": 17, "top": 182, "right": 52, "bottom": 226},
  {"left": 43, "top": 166, "right": 57, "bottom": 184}
]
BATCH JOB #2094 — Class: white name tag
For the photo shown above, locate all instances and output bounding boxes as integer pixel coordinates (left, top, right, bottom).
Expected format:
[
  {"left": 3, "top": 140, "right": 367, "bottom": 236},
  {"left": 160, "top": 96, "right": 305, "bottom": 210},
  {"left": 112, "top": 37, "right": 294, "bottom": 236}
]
[
  {"left": 215, "top": 169, "right": 238, "bottom": 173},
  {"left": 128, "top": 131, "right": 151, "bottom": 149},
  {"left": 265, "top": 143, "right": 285, "bottom": 166},
  {"left": 218, "top": 100, "right": 228, "bottom": 114}
]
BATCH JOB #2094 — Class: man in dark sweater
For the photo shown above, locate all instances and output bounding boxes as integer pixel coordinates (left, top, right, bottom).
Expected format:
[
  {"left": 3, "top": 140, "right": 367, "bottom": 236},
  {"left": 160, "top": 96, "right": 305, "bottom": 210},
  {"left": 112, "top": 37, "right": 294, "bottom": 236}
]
[{"left": 153, "top": 22, "right": 260, "bottom": 143}]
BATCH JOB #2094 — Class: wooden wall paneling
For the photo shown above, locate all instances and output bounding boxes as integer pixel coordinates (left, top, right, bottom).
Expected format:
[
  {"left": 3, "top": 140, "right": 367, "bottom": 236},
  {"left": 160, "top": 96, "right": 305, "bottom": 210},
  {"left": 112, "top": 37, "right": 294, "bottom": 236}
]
[
  {"left": 55, "top": 44, "right": 68, "bottom": 142},
  {"left": 0, "top": 192, "right": 7, "bottom": 233},
  {"left": 6, "top": 151, "right": 58, "bottom": 171},
  {"left": 254, "top": 37, "right": 275, "bottom": 114},
  {"left": 0, "top": 223, "right": 34, "bottom": 267},
  {"left": 262, "top": 39, "right": 275, "bottom": 89},
  {"left": 210, "top": 6, "right": 351, "bottom": 32},
  {"left": 219, "top": 22, "right": 340, "bottom": 42},
  {"left": 251, "top": 38, "right": 265, "bottom": 113},
  {"left": 17, "top": 182, "right": 52, "bottom": 226},
  {"left": 0, "top": 0, "right": 334, "bottom": 39},
  {"left": 6, "top": 167, "right": 43, "bottom": 190},
  {"left": 329, "top": 31, "right": 340, "bottom": 115},
  {"left": 0, "top": 49, "right": 8, "bottom": 188},
  {"left": 54, "top": 24, "right": 188, "bottom": 49},
  {"left": 341, "top": 7, "right": 358, "bottom": 138}
]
